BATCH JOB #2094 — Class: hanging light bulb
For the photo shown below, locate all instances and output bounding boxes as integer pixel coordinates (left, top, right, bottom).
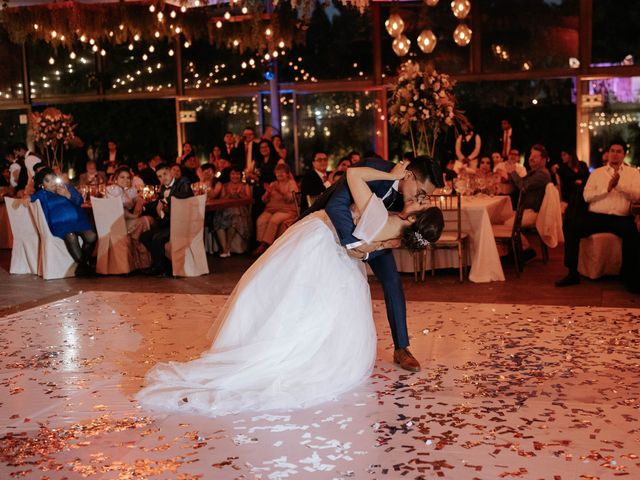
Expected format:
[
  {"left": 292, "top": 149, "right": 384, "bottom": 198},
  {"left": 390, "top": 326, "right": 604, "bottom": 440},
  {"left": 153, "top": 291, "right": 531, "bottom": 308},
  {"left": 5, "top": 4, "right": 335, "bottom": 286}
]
[
  {"left": 417, "top": 29, "right": 437, "bottom": 53},
  {"left": 453, "top": 23, "right": 472, "bottom": 46},
  {"left": 425, "top": 0, "right": 439, "bottom": 5},
  {"left": 392, "top": 35, "right": 411, "bottom": 56},
  {"left": 385, "top": 14, "right": 405, "bottom": 38},
  {"left": 451, "top": 0, "right": 471, "bottom": 19}
]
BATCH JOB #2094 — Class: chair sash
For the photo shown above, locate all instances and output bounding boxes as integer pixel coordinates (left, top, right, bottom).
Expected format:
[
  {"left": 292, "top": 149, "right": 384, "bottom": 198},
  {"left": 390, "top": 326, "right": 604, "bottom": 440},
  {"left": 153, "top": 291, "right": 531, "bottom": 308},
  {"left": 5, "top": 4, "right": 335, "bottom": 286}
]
[
  {"left": 91, "top": 196, "right": 131, "bottom": 275},
  {"left": 535, "top": 183, "right": 564, "bottom": 248},
  {"left": 30, "top": 200, "right": 76, "bottom": 279},
  {"left": 170, "top": 195, "right": 209, "bottom": 277},
  {"left": 4, "top": 197, "right": 39, "bottom": 274}
]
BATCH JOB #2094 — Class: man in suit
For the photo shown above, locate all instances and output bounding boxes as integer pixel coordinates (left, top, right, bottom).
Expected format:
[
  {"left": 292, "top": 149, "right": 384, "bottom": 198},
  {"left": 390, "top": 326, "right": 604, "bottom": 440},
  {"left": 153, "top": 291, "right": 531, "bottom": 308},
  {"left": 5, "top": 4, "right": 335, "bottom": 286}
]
[
  {"left": 141, "top": 163, "right": 193, "bottom": 276},
  {"left": 304, "top": 155, "right": 443, "bottom": 372},
  {"left": 220, "top": 131, "right": 237, "bottom": 162},
  {"left": 232, "top": 127, "right": 260, "bottom": 173},
  {"left": 300, "top": 151, "right": 331, "bottom": 211}
]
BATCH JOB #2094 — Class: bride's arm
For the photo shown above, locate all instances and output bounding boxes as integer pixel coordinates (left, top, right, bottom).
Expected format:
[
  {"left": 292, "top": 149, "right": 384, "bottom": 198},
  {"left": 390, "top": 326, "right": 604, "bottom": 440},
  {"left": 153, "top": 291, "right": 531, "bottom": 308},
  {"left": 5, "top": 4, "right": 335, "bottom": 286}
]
[
  {"left": 346, "top": 163, "right": 407, "bottom": 215},
  {"left": 352, "top": 238, "right": 401, "bottom": 254}
]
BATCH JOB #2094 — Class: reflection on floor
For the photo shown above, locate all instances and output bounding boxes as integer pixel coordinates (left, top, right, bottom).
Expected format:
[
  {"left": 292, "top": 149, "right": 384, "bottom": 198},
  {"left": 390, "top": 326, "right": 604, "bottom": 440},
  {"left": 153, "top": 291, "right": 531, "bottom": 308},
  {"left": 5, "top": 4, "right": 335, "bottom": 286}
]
[{"left": 1, "top": 291, "right": 639, "bottom": 479}]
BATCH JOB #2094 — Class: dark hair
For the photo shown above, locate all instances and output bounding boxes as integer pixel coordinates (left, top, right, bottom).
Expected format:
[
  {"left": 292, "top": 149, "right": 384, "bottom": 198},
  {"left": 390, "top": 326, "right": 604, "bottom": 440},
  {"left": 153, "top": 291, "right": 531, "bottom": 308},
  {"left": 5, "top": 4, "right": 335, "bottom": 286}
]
[
  {"left": 155, "top": 163, "right": 170, "bottom": 172},
  {"left": 561, "top": 149, "right": 579, "bottom": 168},
  {"left": 32, "top": 162, "right": 45, "bottom": 174},
  {"left": 401, "top": 207, "right": 444, "bottom": 252},
  {"left": 407, "top": 155, "right": 444, "bottom": 188},
  {"left": 13, "top": 142, "right": 27, "bottom": 152},
  {"left": 34, "top": 167, "right": 55, "bottom": 190},
  {"left": 402, "top": 151, "right": 415, "bottom": 162},
  {"left": 113, "top": 166, "right": 131, "bottom": 179},
  {"left": 608, "top": 139, "right": 627, "bottom": 152},
  {"left": 531, "top": 143, "right": 549, "bottom": 161},
  {"left": 258, "top": 139, "right": 278, "bottom": 162},
  {"left": 200, "top": 163, "right": 215, "bottom": 172}
]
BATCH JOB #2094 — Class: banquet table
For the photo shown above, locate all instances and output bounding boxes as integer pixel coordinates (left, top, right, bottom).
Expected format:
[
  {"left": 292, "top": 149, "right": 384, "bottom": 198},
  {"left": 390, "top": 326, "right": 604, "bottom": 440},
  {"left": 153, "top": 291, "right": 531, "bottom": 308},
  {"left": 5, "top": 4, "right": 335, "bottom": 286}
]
[{"left": 390, "top": 195, "right": 514, "bottom": 283}]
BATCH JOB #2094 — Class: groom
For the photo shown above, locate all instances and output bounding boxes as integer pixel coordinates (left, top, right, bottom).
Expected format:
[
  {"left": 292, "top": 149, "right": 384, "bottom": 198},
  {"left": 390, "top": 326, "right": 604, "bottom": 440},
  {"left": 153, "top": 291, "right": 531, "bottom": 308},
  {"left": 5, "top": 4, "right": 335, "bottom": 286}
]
[{"left": 304, "top": 155, "right": 443, "bottom": 372}]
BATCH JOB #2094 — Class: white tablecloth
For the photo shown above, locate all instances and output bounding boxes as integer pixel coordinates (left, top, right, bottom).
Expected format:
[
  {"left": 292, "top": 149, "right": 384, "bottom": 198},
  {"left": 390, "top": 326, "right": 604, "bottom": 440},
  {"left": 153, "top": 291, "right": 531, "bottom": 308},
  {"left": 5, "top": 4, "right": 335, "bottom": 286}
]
[
  {"left": 389, "top": 195, "right": 513, "bottom": 283},
  {"left": 0, "top": 202, "right": 13, "bottom": 249}
]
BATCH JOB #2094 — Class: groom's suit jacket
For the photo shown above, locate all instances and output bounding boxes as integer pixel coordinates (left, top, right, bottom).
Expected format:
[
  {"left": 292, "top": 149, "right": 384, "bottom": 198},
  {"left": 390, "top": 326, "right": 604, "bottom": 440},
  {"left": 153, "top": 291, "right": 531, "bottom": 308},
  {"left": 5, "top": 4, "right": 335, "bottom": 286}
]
[{"left": 303, "top": 157, "right": 410, "bottom": 349}]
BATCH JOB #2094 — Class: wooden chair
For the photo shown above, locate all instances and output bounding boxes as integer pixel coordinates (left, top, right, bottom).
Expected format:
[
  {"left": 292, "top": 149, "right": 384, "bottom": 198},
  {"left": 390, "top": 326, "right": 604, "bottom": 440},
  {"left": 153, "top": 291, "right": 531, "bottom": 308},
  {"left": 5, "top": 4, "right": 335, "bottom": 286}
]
[
  {"left": 412, "top": 248, "right": 428, "bottom": 282},
  {"left": 427, "top": 192, "right": 469, "bottom": 282},
  {"left": 292, "top": 191, "right": 303, "bottom": 215},
  {"left": 492, "top": 189, "right": 526, "bottom": 276}
]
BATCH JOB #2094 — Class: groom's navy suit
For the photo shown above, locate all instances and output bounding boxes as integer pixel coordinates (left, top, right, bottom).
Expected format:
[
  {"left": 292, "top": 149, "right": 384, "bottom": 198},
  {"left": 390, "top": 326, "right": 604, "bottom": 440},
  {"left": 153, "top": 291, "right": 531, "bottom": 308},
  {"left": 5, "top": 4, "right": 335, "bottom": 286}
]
[{"left": 304, "top": 158, "right": 409, "bottom": 349}]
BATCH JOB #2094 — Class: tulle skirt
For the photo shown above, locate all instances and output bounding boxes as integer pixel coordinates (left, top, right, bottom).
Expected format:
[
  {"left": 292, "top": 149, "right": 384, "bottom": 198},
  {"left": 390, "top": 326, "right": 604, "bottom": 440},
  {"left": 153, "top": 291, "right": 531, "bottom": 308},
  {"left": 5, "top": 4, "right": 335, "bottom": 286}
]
[{"left": 136, "top": 212, "right": 377, "bottom": 416}]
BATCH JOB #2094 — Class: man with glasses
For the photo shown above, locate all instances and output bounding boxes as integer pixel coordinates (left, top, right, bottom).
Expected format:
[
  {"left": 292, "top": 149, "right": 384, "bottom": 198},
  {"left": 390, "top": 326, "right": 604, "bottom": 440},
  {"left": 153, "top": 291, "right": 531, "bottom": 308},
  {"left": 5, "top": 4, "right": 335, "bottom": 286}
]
[{"left": 300, "top": 151, "right": 331, "bottom": 211}]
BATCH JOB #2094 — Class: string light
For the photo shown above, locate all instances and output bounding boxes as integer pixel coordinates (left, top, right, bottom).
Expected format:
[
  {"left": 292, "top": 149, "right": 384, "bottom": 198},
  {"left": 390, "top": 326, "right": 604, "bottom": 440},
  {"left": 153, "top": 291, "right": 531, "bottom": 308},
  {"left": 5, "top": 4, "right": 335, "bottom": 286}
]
[
  {"left": 149, "top": 4, "right": 155, "bottom": 12},
  {"left": 224, "top": 11, "right": 231, "bottom": 20},
  {"left": 170, "top": 10, "right": 176, "bottom": 18},
  {"left": 216, "top": 20, "right": 222, "bottom": 28},
  {"left": 48, "top": 57, "right": 55, "bottom": 65},
  {"left": 180, "top": 5, "right": 187, "bottom": 13}
]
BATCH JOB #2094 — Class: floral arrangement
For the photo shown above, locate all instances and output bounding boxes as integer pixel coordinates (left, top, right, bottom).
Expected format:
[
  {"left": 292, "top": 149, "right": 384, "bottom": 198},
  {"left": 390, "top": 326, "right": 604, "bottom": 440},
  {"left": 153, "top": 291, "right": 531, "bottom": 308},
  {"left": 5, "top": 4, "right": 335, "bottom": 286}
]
[
  {"left": 30, "top": 107, "right": 77, "bottom": 168},
  {"left": 388, "top": 61, "right": 469, "bottom": 157}
]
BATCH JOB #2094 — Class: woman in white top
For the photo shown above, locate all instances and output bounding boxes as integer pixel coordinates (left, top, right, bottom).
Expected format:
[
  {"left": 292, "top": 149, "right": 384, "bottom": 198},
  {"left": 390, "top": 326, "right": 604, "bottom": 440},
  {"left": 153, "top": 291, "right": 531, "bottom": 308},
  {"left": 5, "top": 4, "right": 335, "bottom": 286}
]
[
  {"left": 106, "top": 166, "right": 154, "bottom": 270},
  {"left": 136, "top": 161, "right": 444, "bottom": 417}
]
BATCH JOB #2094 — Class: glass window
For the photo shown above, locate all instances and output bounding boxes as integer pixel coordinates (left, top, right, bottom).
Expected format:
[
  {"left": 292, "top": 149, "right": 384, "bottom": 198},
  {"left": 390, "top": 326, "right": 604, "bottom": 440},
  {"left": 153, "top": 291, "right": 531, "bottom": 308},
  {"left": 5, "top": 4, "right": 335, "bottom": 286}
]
[
  {"left": 379, "top": 3, "right": 471, "bottom": 79},
  {"left": 279, "top": 4, "right": 373, "bottom": 83},
  {"left": 0, "top": 29, "right": 23, "bottom": 102},
  {"left": 295, "top": 91, "right": 379, "bottom": 170},
  {"left": 581, "top": 77, "right": 640, "bottom": 166},
  {"left": 592, "top": 0, "right": 640, "bottom": 67},
  {"left": 41, "top": 99, "right": 177, "bottom": 169},
  {"left": 182, "top": 39, "right": 265, "bottom": 90},
  {"left": 402, "top": 78, "right": 576, "bottom": 164},
  {"left": 27, "top": 41, "right": 97, "bottom": 98},
  {"left": 179, "top": 97, "right": 260, "bottom": 164},
  {"left": 480, "top": 0, "right": 579, "bottom": 72},
  {"left": 103, "top": 39, "right": 176, "bottom": 94},
  {"left": 0, "top": 109, "right": 29, "bottom": 159}
]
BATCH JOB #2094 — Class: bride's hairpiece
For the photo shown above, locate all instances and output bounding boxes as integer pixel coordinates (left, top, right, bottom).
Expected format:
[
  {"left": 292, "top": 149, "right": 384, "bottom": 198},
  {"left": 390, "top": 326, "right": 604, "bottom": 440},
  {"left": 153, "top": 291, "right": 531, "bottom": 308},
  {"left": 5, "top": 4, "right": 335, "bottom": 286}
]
[{"left": 413, "top": 231, "right": 430, "bottom": 248}]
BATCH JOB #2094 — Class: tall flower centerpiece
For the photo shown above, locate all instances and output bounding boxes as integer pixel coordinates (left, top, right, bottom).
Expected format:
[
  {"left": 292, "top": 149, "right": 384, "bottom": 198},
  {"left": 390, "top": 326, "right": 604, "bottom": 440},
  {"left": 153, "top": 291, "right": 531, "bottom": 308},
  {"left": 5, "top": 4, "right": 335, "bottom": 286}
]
[
  {"left": 30, "top": 107, "right": 77, "bottom": 170},
  {"left": 388, "top": 61, "right": 469, "bottom": 158}
]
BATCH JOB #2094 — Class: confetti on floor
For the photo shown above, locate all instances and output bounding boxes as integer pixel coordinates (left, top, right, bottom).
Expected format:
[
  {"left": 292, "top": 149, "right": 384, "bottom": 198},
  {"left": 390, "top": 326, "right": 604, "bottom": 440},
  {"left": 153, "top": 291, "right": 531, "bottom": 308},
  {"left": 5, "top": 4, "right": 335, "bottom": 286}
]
[{"left": 1, "top": 291, "right": 639, "bottom": 479}]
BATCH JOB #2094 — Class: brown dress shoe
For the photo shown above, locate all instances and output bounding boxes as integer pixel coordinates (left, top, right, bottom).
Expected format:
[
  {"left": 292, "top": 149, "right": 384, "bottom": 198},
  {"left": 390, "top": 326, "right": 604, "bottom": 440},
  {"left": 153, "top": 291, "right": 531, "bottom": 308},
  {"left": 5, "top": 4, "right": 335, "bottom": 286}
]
[{"left": 393, "top": 348, "right": 421, "bottom": 372}]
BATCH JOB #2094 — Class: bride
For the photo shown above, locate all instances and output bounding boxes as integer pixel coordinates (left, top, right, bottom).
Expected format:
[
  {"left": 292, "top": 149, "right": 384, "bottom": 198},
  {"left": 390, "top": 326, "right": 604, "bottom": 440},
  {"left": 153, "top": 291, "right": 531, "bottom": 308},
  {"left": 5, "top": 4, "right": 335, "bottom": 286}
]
[{"left": 136, "top": 161, "right": 444, "bottom": 416}]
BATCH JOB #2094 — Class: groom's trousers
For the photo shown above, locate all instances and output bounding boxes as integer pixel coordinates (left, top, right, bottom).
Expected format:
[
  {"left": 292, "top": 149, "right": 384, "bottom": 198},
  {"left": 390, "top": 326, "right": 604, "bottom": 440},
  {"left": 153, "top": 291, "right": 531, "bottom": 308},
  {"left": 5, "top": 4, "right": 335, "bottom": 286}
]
[{"left": 368, "top": 251, "right": 408, "bottom": 349}]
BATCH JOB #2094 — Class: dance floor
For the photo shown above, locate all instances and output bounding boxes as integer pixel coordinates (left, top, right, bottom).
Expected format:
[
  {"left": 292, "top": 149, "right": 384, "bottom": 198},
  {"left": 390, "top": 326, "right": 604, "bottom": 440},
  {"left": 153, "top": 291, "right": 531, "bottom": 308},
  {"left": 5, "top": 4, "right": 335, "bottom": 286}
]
[{"left": 1, "top": 291, "right": 639, "bottom": 479}]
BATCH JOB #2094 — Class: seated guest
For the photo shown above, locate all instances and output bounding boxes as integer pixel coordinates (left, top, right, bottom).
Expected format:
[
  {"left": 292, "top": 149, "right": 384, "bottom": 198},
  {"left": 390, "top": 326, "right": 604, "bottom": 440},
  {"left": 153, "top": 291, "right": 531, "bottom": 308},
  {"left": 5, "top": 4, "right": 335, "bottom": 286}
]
[
  {"left": 140, "top": 163, "right": 193, "bottom": 276},
  {"left": 476, "top": 156, "right": 494, "bottom": 176},
  {"left": 505, "top": 144, "right": 552, "bottom": 228},
  {"left": 556, "top": 140, "right": 640, "bottom": 292},
  {"left": 79, "top": 160, "right": 108, "bottom": 186},
  {"left": 197, "top": 163, "right": 223, "bottom": 201},
  {"left": 213, "top": 166, "right": 252, "bottom": 258},
  {"left": 29, "top": 167, "right": 97, "bottom": 276},
  {"left": 329, "top": 157, "right": 351, "bottom": 184},
  {"left": 137, "top": 159, "right": 159, "bottom": 186},
  {"left": 106, "top": 166, "right": 154, "bottom": 270},
  {"left": 252, "top": 164, "right": 299, "bottom": 256},
  {"left": 495, "top": 148, "right": 527, "bottom": 179},
  {"left": 491, "top": 151, "right": 504, "bottom": 171},
  {"left": 300, "top": 151, "right": 330, "bottom": 211},
  {"left": 210, "top": 145, "right": 232, "bottom": 175},
  {"left": 177, "top": 142, "right": 200, "bottom": 183},
  {"left": 149, "top": 154, "right": 163, "bottom": 173},
  {"left": 169, "top": 163, "right": 183, "bottom": 181},
  {"left": 551, "top": 149, "right": 590, "bottom": 203}
]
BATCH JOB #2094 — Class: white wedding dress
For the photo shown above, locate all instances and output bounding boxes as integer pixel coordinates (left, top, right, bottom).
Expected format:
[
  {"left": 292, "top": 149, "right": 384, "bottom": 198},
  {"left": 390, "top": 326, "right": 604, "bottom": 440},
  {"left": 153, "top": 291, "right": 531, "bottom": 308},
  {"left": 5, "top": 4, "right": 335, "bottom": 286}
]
[{"left": 136, "top": 195, "right": 388, "bottom": 417}]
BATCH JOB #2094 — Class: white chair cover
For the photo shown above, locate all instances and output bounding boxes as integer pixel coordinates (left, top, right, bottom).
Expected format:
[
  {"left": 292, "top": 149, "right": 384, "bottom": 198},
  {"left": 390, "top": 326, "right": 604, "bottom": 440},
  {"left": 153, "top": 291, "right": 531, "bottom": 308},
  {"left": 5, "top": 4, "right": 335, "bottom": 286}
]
[
  {"left": 169, "top": 195, "right": 209, "bottom": 277},
  {"left": 535, "top": 183, "right": 564, "bottom": 248},
  {"left": 4, "top": 197, "right": 39, "bottom": 274},
  {"left": 578, "top": 233, "right": 622, "bottom": 279},
  {"left": 30, "top": 200, "right": 76, "bottom": 280},
  {"left": 91, "top": 196, "right": 131, "bottom": 275}
]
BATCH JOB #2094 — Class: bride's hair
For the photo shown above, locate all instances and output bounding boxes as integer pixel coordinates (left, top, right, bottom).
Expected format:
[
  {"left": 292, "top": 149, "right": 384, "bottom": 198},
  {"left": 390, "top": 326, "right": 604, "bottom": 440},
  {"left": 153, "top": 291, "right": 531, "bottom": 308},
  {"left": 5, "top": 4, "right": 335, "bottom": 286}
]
[{"left": 401, "top": 207, "right": 444, "bottom": 252}]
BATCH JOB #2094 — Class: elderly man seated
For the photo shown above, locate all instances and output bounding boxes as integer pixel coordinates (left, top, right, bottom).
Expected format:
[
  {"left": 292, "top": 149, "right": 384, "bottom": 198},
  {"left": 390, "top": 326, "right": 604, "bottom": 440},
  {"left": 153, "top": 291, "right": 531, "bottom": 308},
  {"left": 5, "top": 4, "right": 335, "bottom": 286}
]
[
  {"left": 556, "top": 140, "right": 640, "bottom": 292},
  {"left": 506, "top": 144, "right": 551, "bottom": 226}
]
